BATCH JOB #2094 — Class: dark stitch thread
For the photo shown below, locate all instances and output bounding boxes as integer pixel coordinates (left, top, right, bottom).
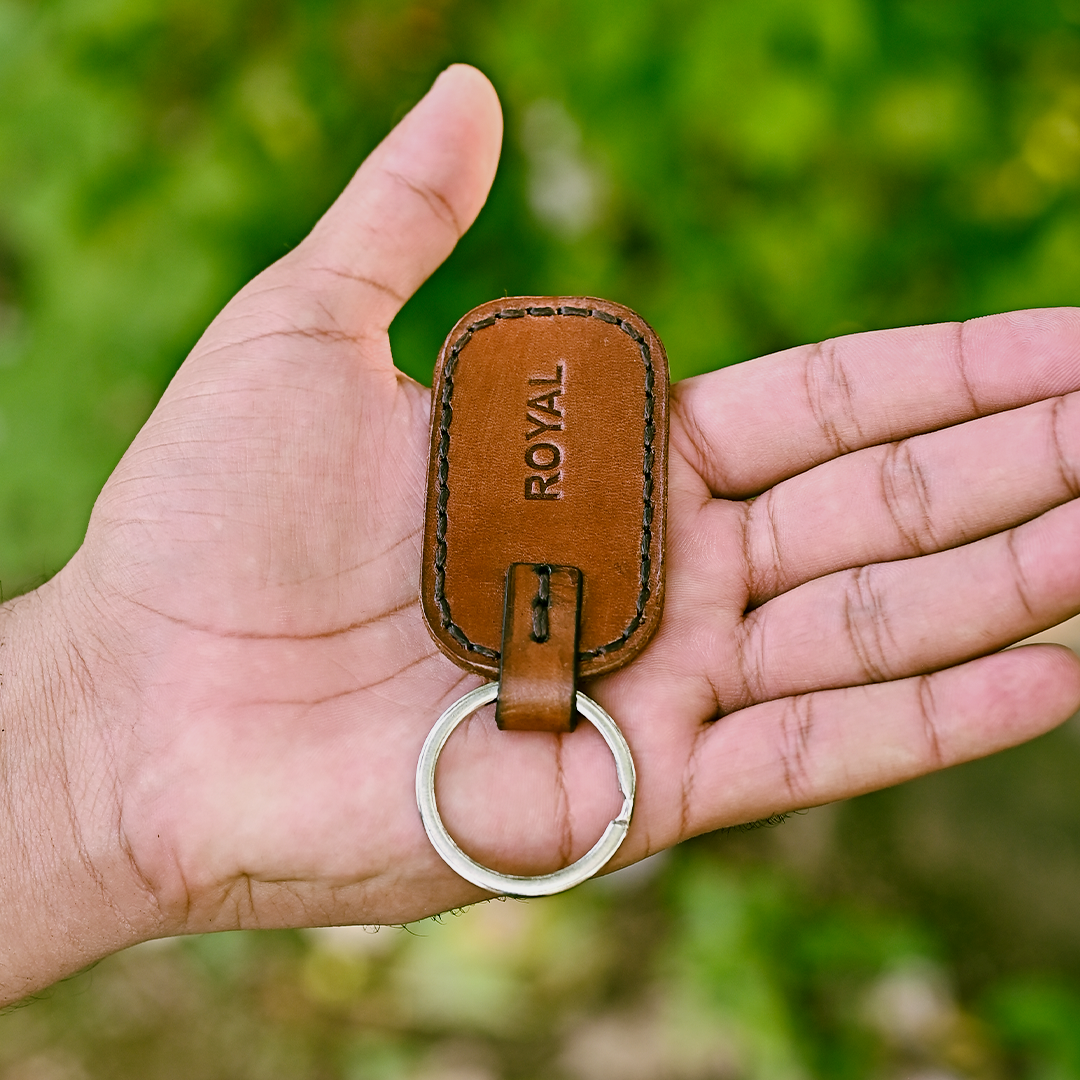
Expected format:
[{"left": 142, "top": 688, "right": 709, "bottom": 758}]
[
  {"left": 433, "top": 305, "right": 657, "bottom": 662},
  {"left": 531, "top": 565, "right": 551, "bottom": 643}
]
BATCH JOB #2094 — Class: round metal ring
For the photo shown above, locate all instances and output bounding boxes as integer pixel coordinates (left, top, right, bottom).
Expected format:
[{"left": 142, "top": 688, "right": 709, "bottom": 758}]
[{"left": 416, "top": 682, "right": 636, "bottom": 898}]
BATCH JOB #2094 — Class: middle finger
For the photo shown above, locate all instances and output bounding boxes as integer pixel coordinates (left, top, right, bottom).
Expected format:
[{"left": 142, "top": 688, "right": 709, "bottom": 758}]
[{"left": 743, "top": 390, "right": 1080, "bottom": 605}]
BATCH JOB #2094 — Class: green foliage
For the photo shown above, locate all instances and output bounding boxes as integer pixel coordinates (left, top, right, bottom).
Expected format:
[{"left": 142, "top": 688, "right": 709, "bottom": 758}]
[
  {"left": 4, "top": 0, "right": 1080, "bottom": 590},
  {"left": 0, "top": 0, "right": 460, "bottom": 591},
  {"left": 984, "top": 978, "right": 1080, "bottom": 1080},
  {"left": 5, "top": 848, "right": 1073, "bottom": 1078},
  {"left": 662, "top": 855, "right": 942, "bottom": 1080}
]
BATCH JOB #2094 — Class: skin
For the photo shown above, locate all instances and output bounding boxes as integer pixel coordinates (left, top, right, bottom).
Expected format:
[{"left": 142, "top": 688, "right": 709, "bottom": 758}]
[{"left": 3, "top": 64, "right": 1080, "bottom": 1006}]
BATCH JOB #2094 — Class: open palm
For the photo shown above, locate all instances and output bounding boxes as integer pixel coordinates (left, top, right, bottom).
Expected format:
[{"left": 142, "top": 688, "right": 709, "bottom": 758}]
[{"left": 61, "top": 66, "right": 1080, "bottom": 943}]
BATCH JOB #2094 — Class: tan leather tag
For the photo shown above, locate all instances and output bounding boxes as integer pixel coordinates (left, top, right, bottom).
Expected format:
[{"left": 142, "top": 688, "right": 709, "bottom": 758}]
[{"left": 421, "top": 297, "right": 669, "bottom": 718}]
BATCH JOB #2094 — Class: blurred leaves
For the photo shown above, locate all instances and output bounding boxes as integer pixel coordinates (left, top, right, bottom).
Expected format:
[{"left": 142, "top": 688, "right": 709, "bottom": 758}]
[
  {"left": 4, "top": 0, "right": 1080, "bottom": 590},
  {"left": 8, "top": 847, "right": 1080, "bottom": 1078},
  {"left": 0, "top": 0, "right": 459, "bottom": 592},
  {"left": 986, "top": 978, "right": 1080, "bottom": 1080}
]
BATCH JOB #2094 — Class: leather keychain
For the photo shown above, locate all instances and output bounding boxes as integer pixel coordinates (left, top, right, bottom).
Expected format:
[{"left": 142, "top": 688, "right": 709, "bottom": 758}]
[{"left": 415, "top": 296, "right": 669, "bottom": 896}]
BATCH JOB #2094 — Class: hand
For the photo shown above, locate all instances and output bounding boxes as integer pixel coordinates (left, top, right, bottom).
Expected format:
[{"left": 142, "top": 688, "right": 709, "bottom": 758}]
[{"left": 4, "top": 64, "right": 1080, "bottom": 1003}]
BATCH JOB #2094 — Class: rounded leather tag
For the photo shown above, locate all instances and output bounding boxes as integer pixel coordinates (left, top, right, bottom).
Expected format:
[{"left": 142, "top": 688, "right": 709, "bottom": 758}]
[{"left": 420, "top": 297, "right": 669, "bottom": 680}]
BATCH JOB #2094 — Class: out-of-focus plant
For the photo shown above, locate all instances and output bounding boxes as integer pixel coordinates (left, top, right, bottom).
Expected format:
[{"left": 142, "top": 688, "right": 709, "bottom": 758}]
[
  {"left": 6, "top": 846, "right": 1075, "bottom": 1079},
  {"left": 4, "top": 0, "right": 1080, "bottom": 591}
]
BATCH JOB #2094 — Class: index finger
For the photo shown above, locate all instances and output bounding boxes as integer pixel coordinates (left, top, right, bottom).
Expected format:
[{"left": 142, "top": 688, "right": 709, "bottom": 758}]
[{"left": 673, "top": 308, "right": 1080, "bottom": 498}]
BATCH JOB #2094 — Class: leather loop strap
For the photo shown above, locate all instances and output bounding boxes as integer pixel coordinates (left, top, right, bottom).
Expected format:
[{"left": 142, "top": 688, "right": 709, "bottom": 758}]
[{"left": 496, "top": 564, "right": 582, "bottom": 732}]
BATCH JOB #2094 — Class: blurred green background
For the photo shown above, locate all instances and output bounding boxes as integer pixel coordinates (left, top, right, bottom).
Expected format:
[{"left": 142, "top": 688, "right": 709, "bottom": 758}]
[{"left": 4, "top": 0, "right": 1080, "bottom": 1076}]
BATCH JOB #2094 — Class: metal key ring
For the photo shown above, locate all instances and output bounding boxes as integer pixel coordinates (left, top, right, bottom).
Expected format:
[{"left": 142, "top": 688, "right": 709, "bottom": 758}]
[{"left": 416, "top": 682, "right": 636, "bottom": 898}]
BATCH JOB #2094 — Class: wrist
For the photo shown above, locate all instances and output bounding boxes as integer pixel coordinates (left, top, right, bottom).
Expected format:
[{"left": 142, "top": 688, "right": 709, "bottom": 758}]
[{"left": 0, "top": 572, "right": 160, "bottom": 1006}]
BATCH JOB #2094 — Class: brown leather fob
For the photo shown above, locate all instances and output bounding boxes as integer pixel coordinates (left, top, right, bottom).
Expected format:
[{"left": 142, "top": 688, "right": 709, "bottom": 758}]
[{"left": 421, "top": 297, "right": 669, "bottom": 732}]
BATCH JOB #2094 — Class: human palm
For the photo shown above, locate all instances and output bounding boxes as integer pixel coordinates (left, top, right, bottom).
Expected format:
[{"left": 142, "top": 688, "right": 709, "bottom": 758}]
[{"left": 57, "top": 66, "right": 1080, "bottom": 939}]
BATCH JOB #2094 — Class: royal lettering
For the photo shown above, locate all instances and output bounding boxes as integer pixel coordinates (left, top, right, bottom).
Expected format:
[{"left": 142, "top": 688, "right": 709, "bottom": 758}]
[
  {"left": 527, "top": 390, "right": 562, "bottom": 416},
  {"left": 524, "top": 364, "right": 565, "bottom": 500},
  {"left": 529, "top": 365, "right": 563, "bottom": 387},
  {"left": 526, "top": 442, "right": 561, "bottom": 470},
  {"left": 526, "top": 414, "right": 562, "bottom": 440},
  {"left": 525, "top": 473, "right": 561, "bottom": 500}
]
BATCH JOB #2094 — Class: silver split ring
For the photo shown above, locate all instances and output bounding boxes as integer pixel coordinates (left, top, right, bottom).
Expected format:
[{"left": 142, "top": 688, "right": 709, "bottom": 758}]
[{"left": 415, "top": 682, "right": 636, "bottom": 897}]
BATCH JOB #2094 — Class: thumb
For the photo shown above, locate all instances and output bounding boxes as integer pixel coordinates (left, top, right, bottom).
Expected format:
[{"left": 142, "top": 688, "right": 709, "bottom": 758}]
[{"left": 293, "top": 64, "right": 503, "bottom": 336}]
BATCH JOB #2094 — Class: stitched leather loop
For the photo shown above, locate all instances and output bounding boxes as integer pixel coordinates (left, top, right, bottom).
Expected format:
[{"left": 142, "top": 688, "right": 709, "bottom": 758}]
[{"left": 496, "top": 564, "right": 582, "bottom": 732}]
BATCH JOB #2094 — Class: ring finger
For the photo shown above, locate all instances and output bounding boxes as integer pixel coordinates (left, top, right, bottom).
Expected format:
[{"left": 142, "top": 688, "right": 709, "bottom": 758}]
[{"left": 726, "top": 495, "right": 1080, "bottom": 709}]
